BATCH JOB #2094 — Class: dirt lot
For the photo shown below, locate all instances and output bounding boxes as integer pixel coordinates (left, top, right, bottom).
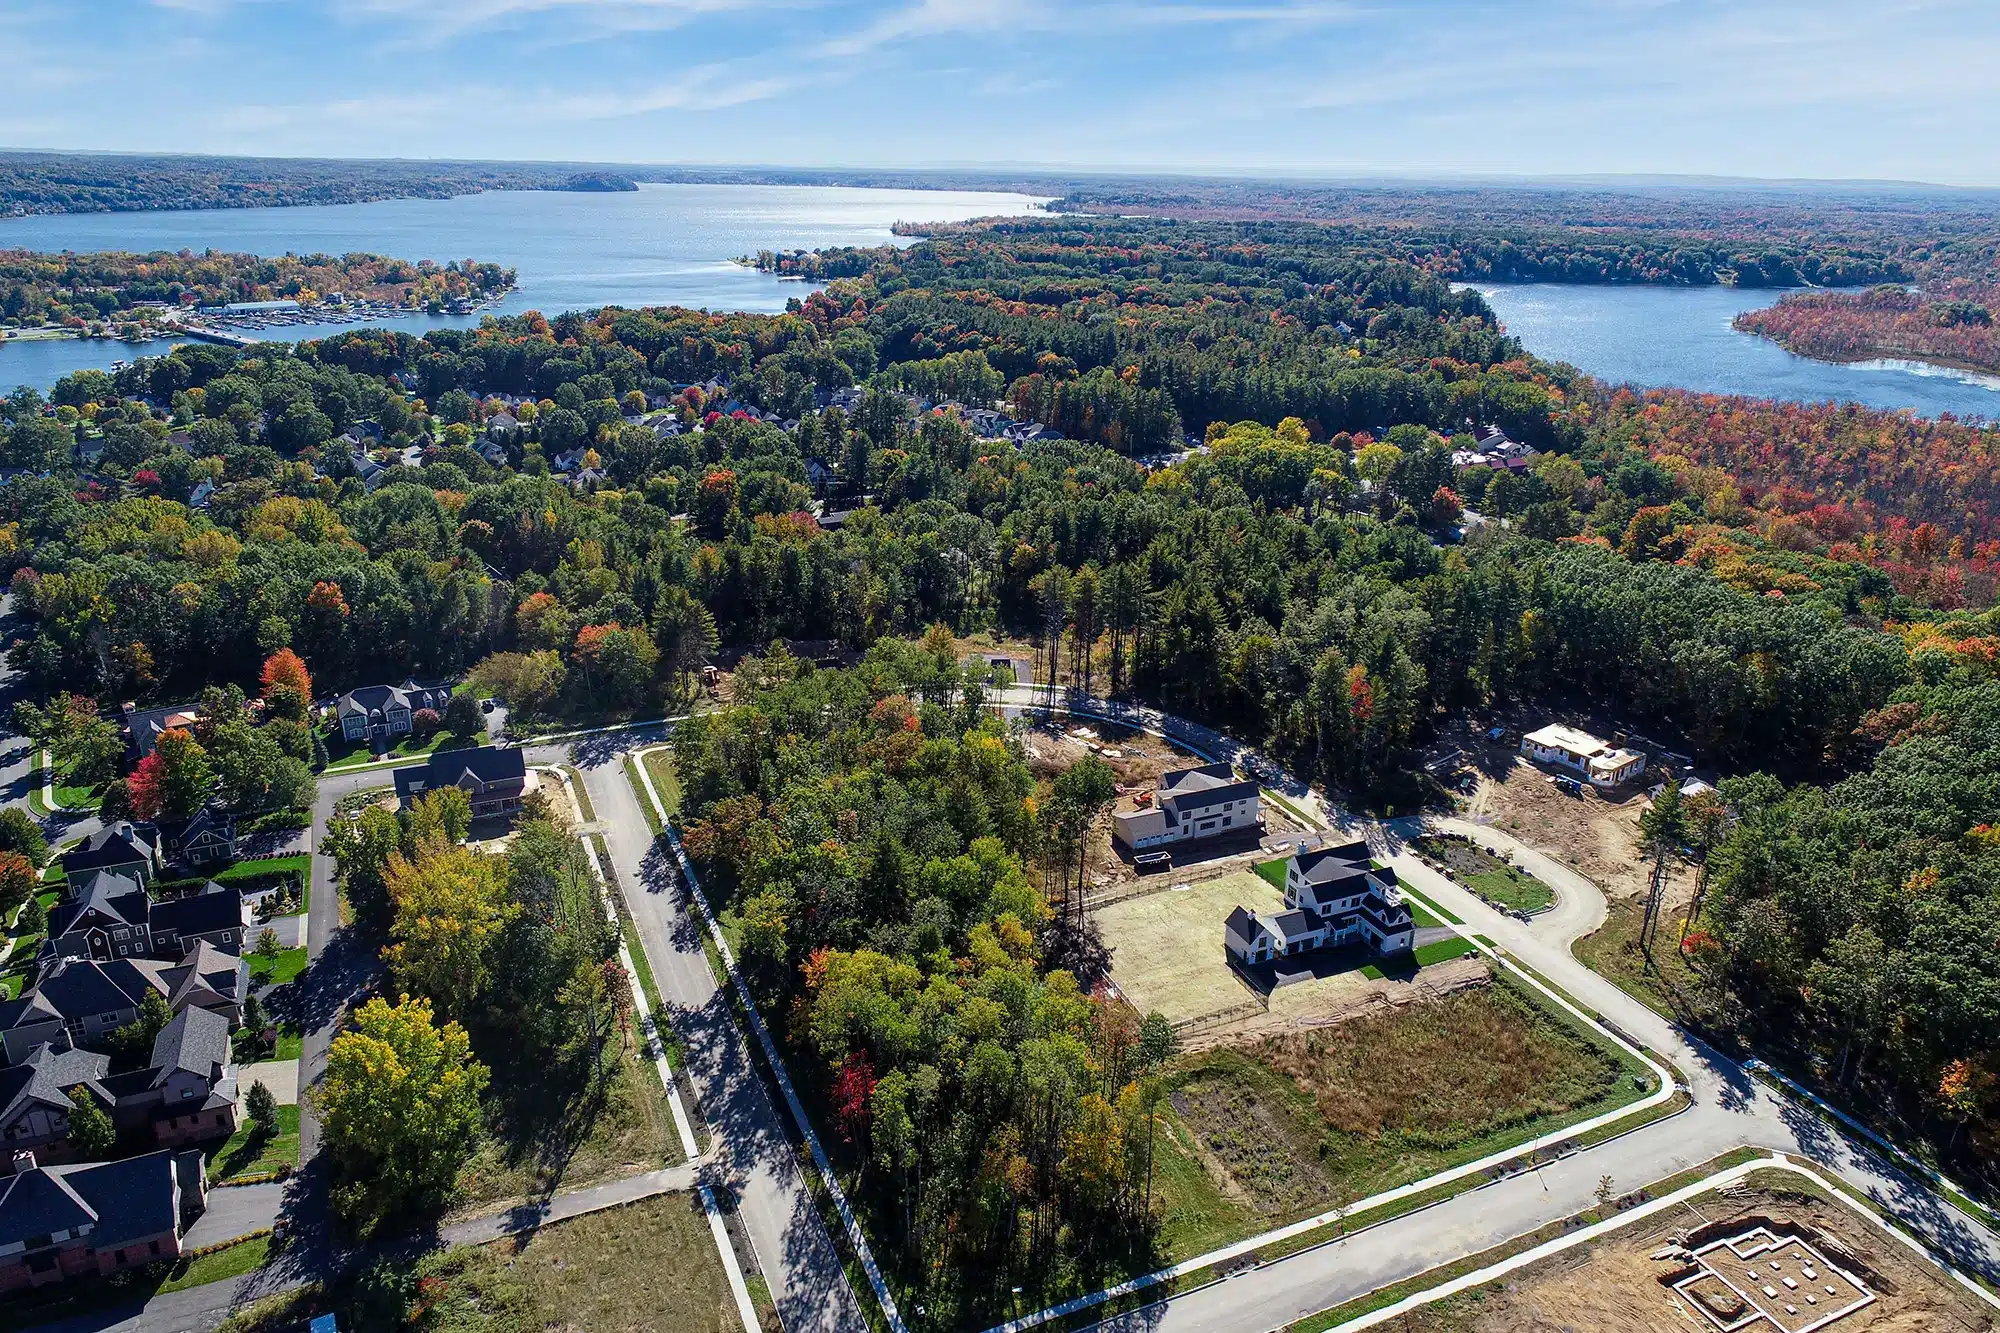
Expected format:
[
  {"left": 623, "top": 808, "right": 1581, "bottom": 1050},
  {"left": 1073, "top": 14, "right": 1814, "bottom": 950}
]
[
  {"left": 1456, "top": 740, "right": 1693, "bottom": 905},
  {"left": 1022, "top": 720, "right": 1316, "bottom": 894},
  {"left": 1096, "top": 868, "right": 1488, "bottom": 1048},
  {"left": 1401, "top": 1177, "right": 1995, "bottom": 1333}
]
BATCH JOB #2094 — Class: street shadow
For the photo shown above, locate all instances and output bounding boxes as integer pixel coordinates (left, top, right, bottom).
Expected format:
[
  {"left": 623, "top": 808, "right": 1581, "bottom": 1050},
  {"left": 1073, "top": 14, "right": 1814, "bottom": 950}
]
[{"left": 273, "top": 922, "right": 378, "bottom": 1051}]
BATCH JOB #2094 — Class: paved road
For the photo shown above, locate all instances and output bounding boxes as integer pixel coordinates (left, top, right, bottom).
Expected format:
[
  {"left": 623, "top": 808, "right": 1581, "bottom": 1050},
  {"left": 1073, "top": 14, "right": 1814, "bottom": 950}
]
[
  {"left": 571, "top": 736, "right": 871, "bottom": 1333},
  {"left": 182, "top": 1182, "right": 285, "bottom": 1250},
  {"left": 987, "top": 686, "right": 2000, "bottom": 1333}
]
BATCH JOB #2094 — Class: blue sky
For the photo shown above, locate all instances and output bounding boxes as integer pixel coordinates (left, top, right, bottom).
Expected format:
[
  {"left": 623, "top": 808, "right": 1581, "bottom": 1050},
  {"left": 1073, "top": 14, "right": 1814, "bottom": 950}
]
[{"left": 5, "top": 0, "right": 1999, "bottom": 184}]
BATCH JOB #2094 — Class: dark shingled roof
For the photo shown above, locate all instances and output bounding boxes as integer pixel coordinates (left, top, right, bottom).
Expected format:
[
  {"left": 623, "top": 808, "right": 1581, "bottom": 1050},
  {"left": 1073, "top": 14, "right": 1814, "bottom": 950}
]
[
  {"left": 148, "top": 1005, "right": 230, "bottom": 1087},
  {"left": 59, "top": 822, "right": 158, "bottom": 875},
  {"left": 3, "top": 1150, "right": 190, "bottom": 1250},
  {"left": 47, "top": 869, "right": 152, "bottom": 938},
  {"left": 0, "top": 1044, "right": 111, "bottom": 1125},
  {"left": 396, "top": 744, "right": 526, "bottom": 802},
  {"left": 0, "top": 1167, "right": 96, "bottom": 1247},
  {"left": 151, "top": 883, "right": 246, "bottom": 938}
]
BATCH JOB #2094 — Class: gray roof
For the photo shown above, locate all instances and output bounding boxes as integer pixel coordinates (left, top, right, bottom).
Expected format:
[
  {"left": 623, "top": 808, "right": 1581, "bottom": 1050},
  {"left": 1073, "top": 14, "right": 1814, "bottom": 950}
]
[
  {"left": 164, "top": 941, "right": 246, "bottom": 1008},
  {"left": 4, "top": 958, "right": 152, "bottom": 1029},
  {"left": 0, "top": 1044, "right": 111, "bottom": 1125},
  {"left": 149, "top": 1005, "right": 230, "bottom": 1087},
  {"left": 0, "top": 1166, "right": 97, "bottom": 1247},
  {"left": 31, "top": 1150, "right": 186, "bottom": 1249},
  {"left": 49, "top": 869, "right": 152, "bottom": 938},
  {"left": 151, "top": 882, "right": 246, "bottom": 938},
  {"left": 335, "top": 679, "right": 453, "bottom": 721},
  {"left": 1224, "top": 905, "right": 1264, "bottom": 943},
  {"left": 1269, "top": 909, "right": 1316, "bottom": 941},
  {"left": 396, "top": 744, "right": 525, "bottom": 801},
  {"left": 60, "top": 824, "right": 158, "bottom": 875},
  {"left": 1157, "top": 763, "right": 1259, "bottom": 819}
]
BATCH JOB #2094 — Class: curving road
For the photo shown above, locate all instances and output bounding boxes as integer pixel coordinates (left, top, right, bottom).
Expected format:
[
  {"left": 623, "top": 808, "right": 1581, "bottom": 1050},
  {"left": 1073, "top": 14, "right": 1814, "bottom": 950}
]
[{"left": 986, "top": 685, "right": 2000, "bottom": 1333}]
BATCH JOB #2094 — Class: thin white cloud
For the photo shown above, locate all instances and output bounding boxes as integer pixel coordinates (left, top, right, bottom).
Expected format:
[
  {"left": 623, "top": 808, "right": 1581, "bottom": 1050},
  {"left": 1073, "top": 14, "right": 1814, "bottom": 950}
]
[{"left": 341, "top": 0, "right": 800, "bottom": 43}]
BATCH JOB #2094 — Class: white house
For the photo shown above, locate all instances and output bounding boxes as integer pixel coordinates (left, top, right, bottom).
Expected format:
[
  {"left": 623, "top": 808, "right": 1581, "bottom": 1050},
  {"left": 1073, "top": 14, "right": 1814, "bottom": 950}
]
[
  {"left": 1225, "top": 841, "right": 1416, "bottom": 967},
  {"left": 1520, "top": 724, "right": 1646, "bottom": 789},
  {"left": 1113, "top": 763, "right": 1261, "bottom": 851}
]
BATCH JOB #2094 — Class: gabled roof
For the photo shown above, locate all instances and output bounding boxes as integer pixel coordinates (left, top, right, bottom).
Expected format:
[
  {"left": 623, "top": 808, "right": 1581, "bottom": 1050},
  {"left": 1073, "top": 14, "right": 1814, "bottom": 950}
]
[
  {"left": 1224, "top": 905, "right": 1263, "bottom": 943},
  {"left": 149, "top": 1005, "right": 230, "bottom": 1088},
  {"left": 334, "top": 678, "right": 452, "bottom": 720},
  {"left": 10, "top": 958, "right": 151, "bottom": 1026},
  {"left": 1157, "top": 763, "right": 1259, "bottom": 815},
  {"left": 0, "top": 1165, "right": 97, "bottom": 1247},
  {"left": 59, "top": 824, "right": 159, "bottom": 875},
  {"left": 170, "top": 808, "right": 235, "bottom": 846},
  {"left": 430, "top": 745, "right": 524, "bottom": 787},
  {"left": 0, "top": 1044, "right": 112, "bottom": 1126},
  {"left": 125, "top": 707, "right": 201, "bottom": 760},
  {"left": 151, "top": 883, "right": 246, "bottom": 938},
  {"left": 49, "top": 869, "right": 152, "bottom": 937},
  {"left": 43, "top": 1150, "right": 185, "bottom": 1248},
  {"left": 1269, "top": 909, "right": 1317, "bottom": 942},
  {"left": 163, "top": 941, "right": 245, "bottom": 1009}
]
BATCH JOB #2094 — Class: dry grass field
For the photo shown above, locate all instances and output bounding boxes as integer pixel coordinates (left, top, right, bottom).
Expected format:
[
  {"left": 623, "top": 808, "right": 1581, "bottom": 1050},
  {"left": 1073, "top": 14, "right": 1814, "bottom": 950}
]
[{"left": 1096, "top": 869, "right": 1279, "bottom": 1025}]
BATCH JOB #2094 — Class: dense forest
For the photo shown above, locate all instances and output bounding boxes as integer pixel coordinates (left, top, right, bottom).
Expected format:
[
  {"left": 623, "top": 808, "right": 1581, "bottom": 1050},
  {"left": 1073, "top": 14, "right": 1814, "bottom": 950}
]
[
  {"left": 0, "top": 249, "right": 515, "bottom": 331},
  {"left": 674, "top": 646, "right": 1166, "bottom": 1322},
  {"left": 0, "top": 152, "right": 641, "bottom": 216},
  {"left": 1736, "top": 280, "right": 2000, "bottom": 374},
  {"left": 1047, "top": 178, "right": 2000, "bottom": 283},
  {"left": 7, "top": 212, "right": 2000, "bottom": 1174}
]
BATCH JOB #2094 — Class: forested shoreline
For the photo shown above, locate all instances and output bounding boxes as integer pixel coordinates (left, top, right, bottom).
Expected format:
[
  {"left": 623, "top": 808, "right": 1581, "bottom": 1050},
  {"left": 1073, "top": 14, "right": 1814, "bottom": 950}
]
[{"left": 3, "top": 212, "right": 2000, "bottom": 1183}]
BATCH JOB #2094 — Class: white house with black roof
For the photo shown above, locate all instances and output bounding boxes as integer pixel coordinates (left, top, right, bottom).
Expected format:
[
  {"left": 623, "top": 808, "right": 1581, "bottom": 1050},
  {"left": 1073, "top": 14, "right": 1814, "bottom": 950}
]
[
  {"left": 1113, "top": 763, "right": 1262, "bottom": 851},
  {"left": 1225, "top": 840, "right": 1416, "bottom": 967}
]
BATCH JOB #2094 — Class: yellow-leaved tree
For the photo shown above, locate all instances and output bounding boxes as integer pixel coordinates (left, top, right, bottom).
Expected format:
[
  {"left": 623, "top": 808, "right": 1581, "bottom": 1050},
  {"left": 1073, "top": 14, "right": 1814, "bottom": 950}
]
[
  {"left": 382, "top": 842, "right": 513, "bottom": 1022},
  {"left": 315, "top": 994, "right": 488, "bottom": 1234}
]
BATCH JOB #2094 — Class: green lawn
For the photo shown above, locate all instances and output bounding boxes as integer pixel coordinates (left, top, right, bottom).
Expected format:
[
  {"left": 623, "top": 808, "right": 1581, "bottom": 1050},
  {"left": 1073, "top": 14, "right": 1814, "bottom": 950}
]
[
  {"left": 642, "top": 748, "right": 683, "bottom": 819},
  {"left": 161, "top": 1234, "right": 271, "bottom": 1293},
  {"left": 1412, "top": 935, "right": 1482, "bottom": 967},
  {"left": 37, "top": 750, "right": 103, "bottom": 811},
  {"left": 1254, "top": 856, "right": 1289, "bottom": 892},
  {"left": 1415, "top": 836, "right": 1556, "bottom": 914},
  {"left": 207, "top": 1105, "right": 301, "bottom": 1183},
  {"left": 561, "top": 765, "right": 598, "bottom": 822},
  {"left": 273, "top": 1023, "right": 303, "bottom": 1060},
  {"left": 323, "top": 726, "right": 481, "bottom": 772},
  {"left": 248, "top": 947, "right": 308, "bottom": 986}
]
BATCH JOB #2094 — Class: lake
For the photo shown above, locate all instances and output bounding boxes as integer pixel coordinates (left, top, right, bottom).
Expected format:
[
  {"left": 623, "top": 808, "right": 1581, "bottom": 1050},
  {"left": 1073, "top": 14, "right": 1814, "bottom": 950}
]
[
  {"left": 1472, "top": 282, "right": 2000, "bottom": 420},
  {"left": 0, "top": 182, "right": 1049, "bottom": 390}
]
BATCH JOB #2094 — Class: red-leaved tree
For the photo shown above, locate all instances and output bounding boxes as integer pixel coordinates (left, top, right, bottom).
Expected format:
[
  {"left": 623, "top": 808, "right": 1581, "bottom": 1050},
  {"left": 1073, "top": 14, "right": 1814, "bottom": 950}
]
[{"left": 831, "top": 1051, "right": 876, "bottom": 1146}]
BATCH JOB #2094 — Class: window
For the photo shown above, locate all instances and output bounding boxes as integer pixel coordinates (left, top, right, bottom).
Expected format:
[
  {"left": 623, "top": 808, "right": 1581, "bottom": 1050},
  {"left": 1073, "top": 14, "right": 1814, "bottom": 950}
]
[{"left": 182, "top": 1088, "right": 196, "bottom": 1099}]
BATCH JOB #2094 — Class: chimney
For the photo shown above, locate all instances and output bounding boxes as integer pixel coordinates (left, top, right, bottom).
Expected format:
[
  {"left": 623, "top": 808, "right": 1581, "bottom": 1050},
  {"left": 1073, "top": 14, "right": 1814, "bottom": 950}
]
[
  {"left": 122, "top": 701, "right": 138, "bottom": 719},
  {"left": 11, "top": 1149, "right": 37, "bottom": 1175}
]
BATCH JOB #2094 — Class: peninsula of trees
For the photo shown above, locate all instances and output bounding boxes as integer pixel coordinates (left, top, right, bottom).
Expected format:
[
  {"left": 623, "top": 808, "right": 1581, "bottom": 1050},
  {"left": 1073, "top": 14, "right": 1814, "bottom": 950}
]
[
  {"left": 1735, "top": 281, "right": 2000, "bottom": 374},
  {"left": 0, "top": 249, "right": 516, "bottom": 336}
]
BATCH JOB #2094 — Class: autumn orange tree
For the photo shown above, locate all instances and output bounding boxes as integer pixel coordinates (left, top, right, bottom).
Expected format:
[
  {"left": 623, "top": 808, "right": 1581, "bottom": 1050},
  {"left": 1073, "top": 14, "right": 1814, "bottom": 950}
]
[{"left": 260, "top": 648, "right": 312, "bottom": 702}]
